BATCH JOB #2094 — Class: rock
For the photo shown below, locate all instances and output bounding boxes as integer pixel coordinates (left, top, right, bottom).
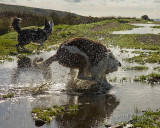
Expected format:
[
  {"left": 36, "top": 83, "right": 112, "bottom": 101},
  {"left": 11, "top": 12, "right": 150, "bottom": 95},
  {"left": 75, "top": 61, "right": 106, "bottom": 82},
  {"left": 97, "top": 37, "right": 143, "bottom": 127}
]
[
  {"left": 105, "top": 124, "right": 112, "bottom": 127},
  {"left": 35, "top": 119, "right": 46, "bottom": 127},
  {"left": 112, "top": 124, "right": 123, "bottom": 128}
]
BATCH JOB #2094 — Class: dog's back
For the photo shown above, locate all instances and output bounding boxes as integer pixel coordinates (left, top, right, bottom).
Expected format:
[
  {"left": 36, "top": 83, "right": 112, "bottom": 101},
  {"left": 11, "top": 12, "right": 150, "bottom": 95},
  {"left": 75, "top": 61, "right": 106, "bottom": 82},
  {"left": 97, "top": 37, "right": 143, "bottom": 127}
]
[
  {"left": 12, "top": 18, "right": 53, "bottom": 51},
  {"left": 17, "top": 29, "right": 47, "bottom": 45},
  {"left": 59, "top": 37, "right": 108, "bottom": 66}
]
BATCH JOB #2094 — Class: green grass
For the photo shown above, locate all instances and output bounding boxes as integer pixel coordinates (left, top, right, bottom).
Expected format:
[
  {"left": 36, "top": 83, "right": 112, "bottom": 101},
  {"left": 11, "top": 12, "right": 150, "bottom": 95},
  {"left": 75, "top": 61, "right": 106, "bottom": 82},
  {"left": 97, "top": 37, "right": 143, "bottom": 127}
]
[
  {"left": 2, "top": 93, "right": 14, "bottom": 99},
  {"left": 124, "top": 66, "right": 149, "bottom": 70},
  {"left": 132, "top": 110, "right": 160, "bottom": 128},
  {"left": 154, "top": 67, "right": 160, "bottom": 72},
  {"left": 31, "top": 104, "right": 78, "bottom": 124},
  {"left": 121, "top": 77, "right": 127, "bottom": 81},
  {"left": 124, "top": 51, "right": 160, "bottom": 64},
  {"left": 152, "top": 26, "right": 160, "bottom": 28},
  {"left": 134, "top": 73, "right": 160, "bottom": 83},
  {"left": 109, "top": 77, "right": 117, "bottom": 82},
  {"left": 108, "top": 34, "right": 160, "bottom": 50}
]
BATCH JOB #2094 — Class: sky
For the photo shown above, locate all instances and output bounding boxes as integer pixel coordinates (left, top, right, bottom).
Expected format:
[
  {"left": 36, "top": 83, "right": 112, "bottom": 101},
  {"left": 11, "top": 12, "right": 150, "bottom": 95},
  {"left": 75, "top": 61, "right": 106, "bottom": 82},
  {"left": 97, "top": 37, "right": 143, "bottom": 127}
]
[{"left": 0, "top": 0, "right": 160, "bottom": 19}]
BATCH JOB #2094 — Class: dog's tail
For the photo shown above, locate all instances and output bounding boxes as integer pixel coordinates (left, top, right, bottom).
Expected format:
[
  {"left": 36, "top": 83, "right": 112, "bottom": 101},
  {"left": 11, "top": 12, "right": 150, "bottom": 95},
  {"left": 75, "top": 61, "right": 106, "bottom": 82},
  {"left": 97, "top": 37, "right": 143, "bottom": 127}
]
[
  {"left": 12, "top": 18, "right": 22, "bottom": 33},
  {"left": 33, "top": 54, "right": 58, "bottom": 69}
]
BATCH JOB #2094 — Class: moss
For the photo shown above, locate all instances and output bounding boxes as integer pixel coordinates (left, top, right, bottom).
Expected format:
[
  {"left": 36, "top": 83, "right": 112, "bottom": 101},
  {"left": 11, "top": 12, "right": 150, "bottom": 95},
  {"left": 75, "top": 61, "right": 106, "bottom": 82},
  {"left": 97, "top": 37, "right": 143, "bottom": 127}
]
[{"left": 31, "top": 104, "right": 78, "bottom": 124}]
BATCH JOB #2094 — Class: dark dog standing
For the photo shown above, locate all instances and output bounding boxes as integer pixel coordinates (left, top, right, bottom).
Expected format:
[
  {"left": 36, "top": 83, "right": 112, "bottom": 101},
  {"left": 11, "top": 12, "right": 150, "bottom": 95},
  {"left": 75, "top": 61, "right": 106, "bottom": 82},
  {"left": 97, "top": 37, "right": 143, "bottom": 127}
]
[{"left": 12, "top": 18, "right": 53, "bottom": 52}]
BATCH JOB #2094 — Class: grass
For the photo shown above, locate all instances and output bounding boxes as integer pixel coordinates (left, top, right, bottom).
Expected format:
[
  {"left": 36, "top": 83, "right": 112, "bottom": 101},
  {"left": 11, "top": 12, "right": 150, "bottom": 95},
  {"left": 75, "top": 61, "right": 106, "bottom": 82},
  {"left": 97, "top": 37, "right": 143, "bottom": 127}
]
[
  {"left": 134, "top": 73, "right": 160, "bottom": 83},
  {"left": 124, "top": 66, "right": 149, "bottom": 71},
  {"left": 154, "top": 67, "right": 160, "bottom": 72},
  {"left": 109, "top": 77, "right": 117, "bottom": 82},
  {"left": 2, "top": 93, "right": 14, "bottom": 99},
  {"left": 121, "top": 77, "right": 127, "bottom": 81},
  {"left": 105, "top": 34, "right": 160, "bottom": 50},
  {"left": 131, "top": 110, "right": 160, "bottom": 128},
  {"left": 152, "top": 26, "right": 160, "bottom": 28},
  {"left": 31, "top": 104, "right": 78, "bottom": 124},
  {"left": 0, "top": 18, "right": 154, "bottom": 62},
  {"left": 124, "top": 51, "right": 160, "bottom": 64}
]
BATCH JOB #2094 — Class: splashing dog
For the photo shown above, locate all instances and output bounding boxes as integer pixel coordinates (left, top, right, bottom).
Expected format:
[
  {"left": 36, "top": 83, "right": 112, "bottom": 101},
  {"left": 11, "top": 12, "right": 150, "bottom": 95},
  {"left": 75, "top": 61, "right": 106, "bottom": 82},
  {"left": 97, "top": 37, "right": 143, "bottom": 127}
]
[
  {"left": 33, "top": 37, "right": 121, "bottom": 84},
  {"left": 12, "top": 17, "right": 53, "bottom": 52}
]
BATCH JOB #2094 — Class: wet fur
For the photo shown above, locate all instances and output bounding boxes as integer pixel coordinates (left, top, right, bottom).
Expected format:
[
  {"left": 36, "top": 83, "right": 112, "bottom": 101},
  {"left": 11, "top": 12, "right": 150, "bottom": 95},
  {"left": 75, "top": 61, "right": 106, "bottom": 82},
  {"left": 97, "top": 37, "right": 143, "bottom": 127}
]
[
  {"left": 12, "top": 18, "right": 53, "bottom": 51},
  {"left": 33, "top": 37, "right": 121, "bottom": 83}
]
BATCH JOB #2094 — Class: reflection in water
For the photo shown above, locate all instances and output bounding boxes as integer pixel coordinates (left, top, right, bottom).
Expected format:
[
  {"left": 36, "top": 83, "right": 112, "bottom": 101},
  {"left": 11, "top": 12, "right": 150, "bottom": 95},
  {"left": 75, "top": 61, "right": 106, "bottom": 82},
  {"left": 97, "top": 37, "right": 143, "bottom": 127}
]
[
  {"left": 11, "top": 56, "right": 52, "bottom": 84},
  {"left": 32, "top": 94, "right": 119, "bottom": 128},
  {"left": 54, "top": 94, "right": 119, "bottom": 128}
]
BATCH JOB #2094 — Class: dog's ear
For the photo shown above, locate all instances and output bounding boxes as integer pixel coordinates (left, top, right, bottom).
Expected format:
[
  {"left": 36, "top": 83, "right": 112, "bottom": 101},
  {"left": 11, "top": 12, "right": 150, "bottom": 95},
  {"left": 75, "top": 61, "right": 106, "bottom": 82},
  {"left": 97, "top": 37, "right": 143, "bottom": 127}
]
[
  {"left": 49, "top": 20, "right": 54, "bottom": 30},
  {"left": 44, "top": 19, "right": 50, "bottom": 29}
]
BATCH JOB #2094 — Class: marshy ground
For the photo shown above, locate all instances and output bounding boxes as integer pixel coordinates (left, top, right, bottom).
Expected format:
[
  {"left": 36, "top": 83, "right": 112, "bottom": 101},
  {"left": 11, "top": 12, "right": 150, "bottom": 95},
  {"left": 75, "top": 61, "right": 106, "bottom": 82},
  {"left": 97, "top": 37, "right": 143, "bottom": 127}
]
[{"left": 0, "top": 18, "right": 160, "bottom": 128}]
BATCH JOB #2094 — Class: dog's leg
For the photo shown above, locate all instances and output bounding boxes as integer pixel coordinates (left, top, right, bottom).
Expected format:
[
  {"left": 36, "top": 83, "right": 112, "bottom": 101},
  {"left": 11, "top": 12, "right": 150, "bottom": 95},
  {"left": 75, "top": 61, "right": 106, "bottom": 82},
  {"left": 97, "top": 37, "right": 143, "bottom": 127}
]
[
  {"left": 37, "top": 42, "right": 43, "bottom": 52},
  {"left": 69, "top": 68, "right": 77, "bottom": 81},
  {"left": 77, "top": 67, "right": 92, "bottom": 81}
]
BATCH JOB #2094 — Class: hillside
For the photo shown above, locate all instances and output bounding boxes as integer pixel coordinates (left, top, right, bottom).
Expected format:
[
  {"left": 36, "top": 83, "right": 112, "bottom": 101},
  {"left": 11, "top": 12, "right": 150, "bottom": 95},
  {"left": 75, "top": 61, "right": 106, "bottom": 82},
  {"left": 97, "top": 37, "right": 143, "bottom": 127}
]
[{"left": 0, "top": 3, "right": 79, "bottom": 17}]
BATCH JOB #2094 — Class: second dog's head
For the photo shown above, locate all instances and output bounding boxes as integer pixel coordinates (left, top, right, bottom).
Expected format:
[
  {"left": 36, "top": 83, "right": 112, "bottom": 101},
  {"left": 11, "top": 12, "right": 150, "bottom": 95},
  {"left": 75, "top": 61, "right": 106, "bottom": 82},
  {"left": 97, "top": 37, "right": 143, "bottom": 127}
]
[{"left": 44, "top": 19, "right": 54, "bottom": 36}]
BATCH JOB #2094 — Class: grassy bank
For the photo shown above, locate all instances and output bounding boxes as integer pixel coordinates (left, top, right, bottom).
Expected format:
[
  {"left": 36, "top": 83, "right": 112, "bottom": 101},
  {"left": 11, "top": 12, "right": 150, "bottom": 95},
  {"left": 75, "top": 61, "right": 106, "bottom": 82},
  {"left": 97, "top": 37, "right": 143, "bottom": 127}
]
[
  {"left": 134, "top": 73, "right": 160, "bottom": 83},
  {"left": 131, "top": 110, "right": 160, "bottom": 128},
  {"left": 31, "top": 104, "right": 78, "bottom": 124},
  {"left": 115, "top": 109, "right": 160, "bottom": 128},
  {"left": 0, "top": 18, "right": 159, "bottom": 62}
]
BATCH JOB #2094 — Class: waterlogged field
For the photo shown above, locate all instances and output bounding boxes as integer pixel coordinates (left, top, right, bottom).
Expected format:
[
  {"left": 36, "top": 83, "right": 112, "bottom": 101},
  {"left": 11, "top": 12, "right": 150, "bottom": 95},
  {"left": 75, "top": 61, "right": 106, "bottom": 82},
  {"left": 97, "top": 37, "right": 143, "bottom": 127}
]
[{"left": 0, "top": 18, "right": 160, "bottom": 128}]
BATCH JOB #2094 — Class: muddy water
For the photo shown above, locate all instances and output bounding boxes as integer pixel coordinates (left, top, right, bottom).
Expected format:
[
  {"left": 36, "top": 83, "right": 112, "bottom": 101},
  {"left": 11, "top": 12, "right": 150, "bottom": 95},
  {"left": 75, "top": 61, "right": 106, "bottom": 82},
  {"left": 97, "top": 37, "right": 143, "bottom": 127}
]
[
  {"left": 0, "top": 48, "right": 160, "bottom": 128},
  {"left": 113, "top": 23, "right": 160, "bottom": 34}
]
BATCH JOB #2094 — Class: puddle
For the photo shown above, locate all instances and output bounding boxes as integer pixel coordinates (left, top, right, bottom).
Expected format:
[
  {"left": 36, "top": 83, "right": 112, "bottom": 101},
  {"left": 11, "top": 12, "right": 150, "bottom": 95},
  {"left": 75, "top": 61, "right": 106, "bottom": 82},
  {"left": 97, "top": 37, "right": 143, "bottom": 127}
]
[
  {"left": 0, "top": 48, "right": 160, "bottom": 128},
  {"left": 113, "top": 23, "right": 160, "bottom": 34}
]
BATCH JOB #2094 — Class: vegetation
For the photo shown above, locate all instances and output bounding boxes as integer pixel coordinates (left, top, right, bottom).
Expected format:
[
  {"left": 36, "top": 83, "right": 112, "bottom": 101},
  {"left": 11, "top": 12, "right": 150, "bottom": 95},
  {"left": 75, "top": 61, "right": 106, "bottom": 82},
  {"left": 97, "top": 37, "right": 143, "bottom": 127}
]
[
  {"left": 154, "top": 67, "right": 160, "bottom": 72},
  {"left": 31, "top": 104, "right": 78, "bottom": 124},
  {"left": 124, "top": 51, "right": 160, "bottom": 64},
  {"left": 152, "top": 26, "right": 160, "bottom": 28},
  {"left": 123, "top": 66, "right": 149, "bottom": 71},
  {"left": 131, "top": 110, "right": 160, "bottom": 127},
  {"left": 2, "top": 93, "right": 14, "bottom": 99},
  {"left": 109, "top": 77, "right": 117, "bottom": 82},
  {"left": 134, "top": 73, "right": 160, "bottom": 83},
  {"left": 121, "top": 77, "right": 127, "bottom": 81}
]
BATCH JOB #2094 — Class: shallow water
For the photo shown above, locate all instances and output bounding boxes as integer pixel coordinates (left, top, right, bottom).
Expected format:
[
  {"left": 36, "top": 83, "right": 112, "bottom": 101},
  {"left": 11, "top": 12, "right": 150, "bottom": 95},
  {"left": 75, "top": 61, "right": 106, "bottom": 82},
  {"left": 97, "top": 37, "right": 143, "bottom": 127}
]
[
  {"left": 0, "top": 48, "right": 160, "bottom": 128},
  {"left": 112, "top": 23, "right": 160, "bottom": 34}
]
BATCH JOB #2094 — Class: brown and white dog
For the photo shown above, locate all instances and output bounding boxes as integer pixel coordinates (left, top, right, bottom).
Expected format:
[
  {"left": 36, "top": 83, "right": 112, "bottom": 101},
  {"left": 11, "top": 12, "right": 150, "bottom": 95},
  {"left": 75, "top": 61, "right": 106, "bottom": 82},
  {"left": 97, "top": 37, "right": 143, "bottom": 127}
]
[{"left": 33, "top": 37, "right": 121, "bottom": 83}]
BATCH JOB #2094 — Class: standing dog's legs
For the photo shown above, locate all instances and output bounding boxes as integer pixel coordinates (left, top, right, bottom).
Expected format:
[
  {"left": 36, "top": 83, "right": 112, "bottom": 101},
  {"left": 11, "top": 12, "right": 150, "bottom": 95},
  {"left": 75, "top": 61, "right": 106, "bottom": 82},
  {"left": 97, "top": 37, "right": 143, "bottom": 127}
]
[{"left": 37, "top": 42, "right": 44, "bottom": 54}]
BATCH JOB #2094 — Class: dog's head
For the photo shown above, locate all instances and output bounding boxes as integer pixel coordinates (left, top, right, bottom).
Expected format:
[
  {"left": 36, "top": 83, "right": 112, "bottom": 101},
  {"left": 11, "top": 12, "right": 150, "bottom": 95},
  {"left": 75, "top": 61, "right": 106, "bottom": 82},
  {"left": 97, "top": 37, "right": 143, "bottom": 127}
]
[
  {"left": 44, "top": 19, "right": 54, "bottom": 36},
  {"left": 105, "top": 51, "right": 121, "bottom": 73}
]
